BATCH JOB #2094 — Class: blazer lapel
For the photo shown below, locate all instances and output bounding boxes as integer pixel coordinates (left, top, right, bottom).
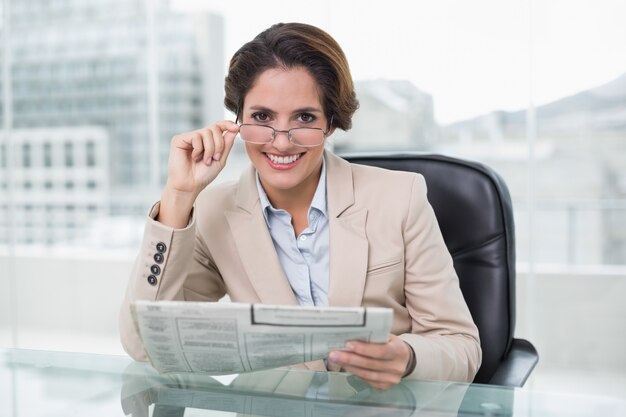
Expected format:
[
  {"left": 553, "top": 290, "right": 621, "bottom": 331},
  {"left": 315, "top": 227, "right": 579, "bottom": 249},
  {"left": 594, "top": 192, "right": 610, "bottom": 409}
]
[
  {"left": 325, "top": 151, "right": 369, "bottom": 307},
  {"left": 225, "top": 166, "right": 298, "bottom": 305}
]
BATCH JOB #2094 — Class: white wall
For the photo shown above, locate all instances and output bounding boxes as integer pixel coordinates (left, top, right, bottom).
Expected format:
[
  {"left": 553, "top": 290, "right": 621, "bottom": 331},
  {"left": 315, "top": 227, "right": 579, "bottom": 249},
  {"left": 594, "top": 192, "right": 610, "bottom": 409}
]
[
  {"left": 517, "top": 266, "right": 626, "bottom": 372},
  {"left": 0, "top": 250, "right": 133, "bottom": 355}
]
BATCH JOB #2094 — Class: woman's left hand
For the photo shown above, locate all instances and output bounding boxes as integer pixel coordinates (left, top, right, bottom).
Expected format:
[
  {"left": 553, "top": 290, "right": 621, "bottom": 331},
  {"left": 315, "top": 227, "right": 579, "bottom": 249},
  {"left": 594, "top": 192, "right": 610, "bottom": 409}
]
[{"left": 328, "top": 334, "right": 413, "bottom": 390}]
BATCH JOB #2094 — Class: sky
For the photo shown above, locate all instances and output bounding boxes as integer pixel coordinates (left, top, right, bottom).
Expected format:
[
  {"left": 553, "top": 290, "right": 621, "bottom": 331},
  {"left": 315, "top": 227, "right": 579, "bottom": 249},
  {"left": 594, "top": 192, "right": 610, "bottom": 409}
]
[{"left": 173, "top": 0, "right": 626, "bottom": 123}]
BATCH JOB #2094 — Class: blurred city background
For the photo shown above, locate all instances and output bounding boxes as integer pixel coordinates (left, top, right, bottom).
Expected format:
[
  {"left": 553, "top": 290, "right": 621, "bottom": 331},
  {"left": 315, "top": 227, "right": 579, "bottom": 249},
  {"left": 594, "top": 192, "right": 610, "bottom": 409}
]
[{"left": 1, "top": 0, "right": 625, "bottom": 403}]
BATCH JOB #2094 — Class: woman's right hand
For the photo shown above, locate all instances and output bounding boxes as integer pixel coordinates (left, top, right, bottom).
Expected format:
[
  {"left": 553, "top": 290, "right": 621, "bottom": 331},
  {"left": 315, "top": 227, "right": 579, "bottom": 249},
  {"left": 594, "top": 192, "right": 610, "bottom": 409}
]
[{"left": 158, "top": 120, "right": 240, "bottom": 228}]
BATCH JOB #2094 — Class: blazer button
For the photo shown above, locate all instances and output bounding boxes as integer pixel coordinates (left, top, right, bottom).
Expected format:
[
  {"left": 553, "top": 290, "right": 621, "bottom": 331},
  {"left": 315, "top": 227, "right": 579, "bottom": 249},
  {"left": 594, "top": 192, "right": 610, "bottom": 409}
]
[
  {"left": 147, "top": 275, "right": 158, "bottom": 286},
  {"left": 150, "top": 264, "right": 161, "bottom": 275},
  {"left": 156, "top": 242, "right": 167, "bottom": 253},
  {"left": 153, "top": 253, "right": 164, "bottom": 264}
]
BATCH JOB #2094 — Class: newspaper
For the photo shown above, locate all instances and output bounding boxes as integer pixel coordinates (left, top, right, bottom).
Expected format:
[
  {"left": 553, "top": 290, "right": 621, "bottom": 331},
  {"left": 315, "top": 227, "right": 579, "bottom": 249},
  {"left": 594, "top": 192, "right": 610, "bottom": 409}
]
[{"left": 131, "top": 300, "right": 393, "bottom": 375}]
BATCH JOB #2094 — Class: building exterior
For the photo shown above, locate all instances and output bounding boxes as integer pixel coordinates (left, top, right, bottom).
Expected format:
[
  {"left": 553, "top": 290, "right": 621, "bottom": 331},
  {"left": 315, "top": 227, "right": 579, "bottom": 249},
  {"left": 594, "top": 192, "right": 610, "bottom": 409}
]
[
  {"left": 1, "top": 0, "right": 224, "bottom": 217},
  {"left": 440, "top": 72, "right": 626, "bottom": 265},
  {"left": 334, "top": 79, "right": 437, "bottom": 152},
  {"left": 0, "top": 127, "right": 109, "bottom": 245}
]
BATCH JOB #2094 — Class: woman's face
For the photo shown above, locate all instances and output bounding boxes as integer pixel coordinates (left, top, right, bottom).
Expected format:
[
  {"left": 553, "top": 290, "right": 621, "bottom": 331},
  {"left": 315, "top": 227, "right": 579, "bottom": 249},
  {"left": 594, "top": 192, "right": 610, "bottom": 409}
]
[{"left": 241, "top": 66, "right": 331, "bottom": 199}]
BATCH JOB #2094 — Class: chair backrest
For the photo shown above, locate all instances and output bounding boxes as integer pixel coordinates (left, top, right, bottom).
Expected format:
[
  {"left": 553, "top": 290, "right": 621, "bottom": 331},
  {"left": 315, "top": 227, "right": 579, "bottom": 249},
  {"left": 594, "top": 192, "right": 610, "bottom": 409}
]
[{"left": 341, "top": 152, "right": 516, "bottom": 383}]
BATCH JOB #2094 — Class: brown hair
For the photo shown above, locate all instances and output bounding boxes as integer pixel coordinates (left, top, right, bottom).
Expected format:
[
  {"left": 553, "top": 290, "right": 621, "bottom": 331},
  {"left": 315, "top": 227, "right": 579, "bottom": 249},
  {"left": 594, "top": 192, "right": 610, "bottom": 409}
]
[{"left": 224, "top": 23, "right": 359, "bottom": 130}]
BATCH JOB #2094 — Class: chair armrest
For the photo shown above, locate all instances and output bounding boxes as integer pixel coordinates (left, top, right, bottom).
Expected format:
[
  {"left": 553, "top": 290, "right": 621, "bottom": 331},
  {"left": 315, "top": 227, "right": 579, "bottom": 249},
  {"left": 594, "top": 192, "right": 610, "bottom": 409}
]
[{"left": 488, "top": 338, "right": 539, "bottom": 387}]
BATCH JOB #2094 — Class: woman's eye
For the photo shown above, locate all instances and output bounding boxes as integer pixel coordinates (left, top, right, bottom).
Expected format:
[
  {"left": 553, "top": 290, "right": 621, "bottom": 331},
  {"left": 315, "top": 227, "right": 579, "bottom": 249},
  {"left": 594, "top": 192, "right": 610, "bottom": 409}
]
[
  {"left": 252, "top": 112, "right": 270, "bottom": 122},
  {"left": 298, "top": 113, "right": 316, "bottom": 123}
]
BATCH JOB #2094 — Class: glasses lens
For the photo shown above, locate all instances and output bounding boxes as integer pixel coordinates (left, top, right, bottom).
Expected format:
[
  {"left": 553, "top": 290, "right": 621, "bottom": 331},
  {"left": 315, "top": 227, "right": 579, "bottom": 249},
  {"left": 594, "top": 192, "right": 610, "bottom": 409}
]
[
  {"left": 290, "top": 128, "right": 325, "bottom": 146},
  {"left": 239, "top": 125, "right": 273, "bottom": 143}
]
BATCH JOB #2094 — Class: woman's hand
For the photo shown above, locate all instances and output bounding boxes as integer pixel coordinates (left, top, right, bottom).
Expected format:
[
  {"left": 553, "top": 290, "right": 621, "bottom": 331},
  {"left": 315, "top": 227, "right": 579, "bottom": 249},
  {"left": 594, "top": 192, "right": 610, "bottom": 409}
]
[
  {"left": 158, "top": 121, "right": 239, "bottom": 228},
  {"left": 167, "top": 120, "right": 240, "bottom": 194},
  {"left": 328, "top": 334, "right": 413, "bottom": 390}
]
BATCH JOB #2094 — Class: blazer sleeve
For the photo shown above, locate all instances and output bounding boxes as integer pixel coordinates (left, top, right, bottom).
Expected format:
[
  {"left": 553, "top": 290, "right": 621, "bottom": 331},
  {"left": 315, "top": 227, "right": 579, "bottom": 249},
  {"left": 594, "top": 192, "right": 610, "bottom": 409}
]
[
  {"left": 399, "top": 174, "right": 482, "bottom": 382},
  {"left": 118, "top": 201, "right": 227, "bottom": 361}
]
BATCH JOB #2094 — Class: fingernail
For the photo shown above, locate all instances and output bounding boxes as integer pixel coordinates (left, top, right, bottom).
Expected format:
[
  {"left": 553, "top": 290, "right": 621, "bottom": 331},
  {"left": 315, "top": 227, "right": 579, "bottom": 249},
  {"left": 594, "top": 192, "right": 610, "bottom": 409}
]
[
  {"left": 213, "top": 152, "right": 221, "bottom": 161},
  {"left": 205, "top": 158, "right": 212, "bottom": 166},
  {"left": 329, "top": 352, "right": 339, "bottom": 361},
  {"left": 345, "top": 342, "right": 355, "bottom": 351}
]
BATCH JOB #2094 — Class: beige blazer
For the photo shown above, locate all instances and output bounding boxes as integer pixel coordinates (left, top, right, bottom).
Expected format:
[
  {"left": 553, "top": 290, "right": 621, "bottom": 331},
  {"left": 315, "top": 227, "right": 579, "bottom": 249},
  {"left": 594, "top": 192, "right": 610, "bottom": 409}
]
[{"left": 119, "top": 151, "right": 481, "bottom": 382}]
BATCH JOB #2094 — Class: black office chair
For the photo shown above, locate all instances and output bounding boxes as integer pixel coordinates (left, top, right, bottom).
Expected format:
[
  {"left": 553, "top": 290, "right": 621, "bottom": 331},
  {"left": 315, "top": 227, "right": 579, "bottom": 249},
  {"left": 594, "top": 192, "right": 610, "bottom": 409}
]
[{"left": 340, "top": 152, "right": 538, "bottom": 387}]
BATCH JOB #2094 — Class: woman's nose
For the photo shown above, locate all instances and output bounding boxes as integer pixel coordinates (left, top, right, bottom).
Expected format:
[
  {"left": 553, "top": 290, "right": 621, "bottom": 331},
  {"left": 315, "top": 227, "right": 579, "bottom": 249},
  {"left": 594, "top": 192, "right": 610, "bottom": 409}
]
[{"left": 271, "top": 129, "right": 293, "bottom": 151}]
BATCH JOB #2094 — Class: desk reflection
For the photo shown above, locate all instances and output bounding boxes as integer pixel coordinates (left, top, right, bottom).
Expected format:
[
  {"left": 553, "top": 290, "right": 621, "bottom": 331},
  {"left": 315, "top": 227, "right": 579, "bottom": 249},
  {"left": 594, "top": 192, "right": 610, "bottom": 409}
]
[
  {"left": 120, "top": 363, "right": 485, "bottom": 417},
  {"left": 4, "top": 349, "right": 624, "bottom": 417}
]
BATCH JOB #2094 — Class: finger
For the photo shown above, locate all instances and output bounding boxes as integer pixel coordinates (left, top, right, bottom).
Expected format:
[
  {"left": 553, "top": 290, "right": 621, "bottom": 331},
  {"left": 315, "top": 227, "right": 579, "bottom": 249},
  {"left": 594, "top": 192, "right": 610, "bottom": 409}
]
[
  {"left": 346, "top": 335, "right": 408, "bottom": 361},
  {"left": 345, "top": 340, "right": 396, "bottom": 361},
  {"left": 216, "top": 120, "right": 239, "bottom": 160},
  {"left": 208, "top": 124, "right": 225, "bottom": 161},
  {"left": 209, "top": 120, "right": 239, "bottom": 164},
  {"left": 172, "top": 134, "right": 193, "bottom": 151},
  {"left": 215, "top": 119, "right": 240, "bottom": 133},
  {"left": 205, "top": 120, "right": 238, "bottom": 164},
  {"left": 198, "top": 129, "right": 215, "bottom": 165},
  {"left": 343, "top": 366, "right": 400, "bottom": 388},
  {"left": 361, "top": 380, "right": 394, "bottom": 390},
  {"left": 367, "top": 381, "right": 394, "bottom": 390},
  {"left": 220, "top": 127, "right": 238, "bottom": 163},
  {"left": 340, "top": 364, "right": 401, "bottom": 388},
  {"left": 330, "top": 350, "right": 406, "bottom": 375},
  {"left": 190, "top": 133, "right": 204, "bottom": 162}
]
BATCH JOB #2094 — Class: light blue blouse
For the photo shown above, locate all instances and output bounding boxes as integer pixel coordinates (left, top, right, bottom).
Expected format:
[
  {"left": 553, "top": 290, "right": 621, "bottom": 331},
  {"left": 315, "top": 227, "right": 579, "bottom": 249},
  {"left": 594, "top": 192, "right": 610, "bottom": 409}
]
[{"left": 255, "top": 159, "right": 329, "bottom": 306}]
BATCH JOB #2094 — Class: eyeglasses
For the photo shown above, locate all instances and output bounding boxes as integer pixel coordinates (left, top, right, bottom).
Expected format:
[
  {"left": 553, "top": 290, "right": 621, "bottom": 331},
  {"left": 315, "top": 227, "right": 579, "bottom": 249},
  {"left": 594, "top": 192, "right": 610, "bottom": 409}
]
[{"left": 238, "top": 122, "right": 332, "bottom": 148}]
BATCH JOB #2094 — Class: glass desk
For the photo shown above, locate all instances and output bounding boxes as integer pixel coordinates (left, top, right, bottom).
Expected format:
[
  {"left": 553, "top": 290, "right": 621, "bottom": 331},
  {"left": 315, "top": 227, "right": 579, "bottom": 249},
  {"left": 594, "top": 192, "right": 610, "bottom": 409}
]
[{"left": 1, "top": 348, "right": 624, "bottom": 417}]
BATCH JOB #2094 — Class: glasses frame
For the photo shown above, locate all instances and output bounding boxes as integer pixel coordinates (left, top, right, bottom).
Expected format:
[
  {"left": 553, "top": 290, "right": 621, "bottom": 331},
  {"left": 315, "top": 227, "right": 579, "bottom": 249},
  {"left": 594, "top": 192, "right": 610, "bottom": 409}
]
[{"left": 236, "top": 114, "right": 334, "bottom": 148}]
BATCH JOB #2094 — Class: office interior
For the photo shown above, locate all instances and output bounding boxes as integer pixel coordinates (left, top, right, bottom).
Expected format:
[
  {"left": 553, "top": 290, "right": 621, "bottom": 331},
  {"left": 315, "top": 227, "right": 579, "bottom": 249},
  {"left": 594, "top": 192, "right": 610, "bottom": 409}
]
[{"left": 1, "top": 0, "right": 625, "bottom": 414}]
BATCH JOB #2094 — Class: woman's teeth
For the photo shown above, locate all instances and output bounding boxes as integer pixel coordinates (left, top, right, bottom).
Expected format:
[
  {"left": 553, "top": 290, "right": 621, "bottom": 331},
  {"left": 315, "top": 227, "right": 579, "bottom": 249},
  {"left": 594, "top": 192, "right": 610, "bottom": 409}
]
[{"left": 267, "top": 153, "right": 301, "bottom": 164}]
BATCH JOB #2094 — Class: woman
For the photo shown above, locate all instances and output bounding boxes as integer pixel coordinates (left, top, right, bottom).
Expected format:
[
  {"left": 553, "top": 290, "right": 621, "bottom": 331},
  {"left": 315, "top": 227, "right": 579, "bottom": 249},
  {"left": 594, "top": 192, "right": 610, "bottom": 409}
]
[{"left": 120, "top": 22, "right": 481, "bottom": 389}]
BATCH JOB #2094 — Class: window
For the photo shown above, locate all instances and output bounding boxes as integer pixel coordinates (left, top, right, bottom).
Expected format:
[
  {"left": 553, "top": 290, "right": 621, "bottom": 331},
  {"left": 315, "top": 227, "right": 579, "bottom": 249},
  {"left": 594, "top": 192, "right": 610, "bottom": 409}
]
[
  {"left": 43, "top": 142, "right": 53, "bottom": 167},
  {"left": 64, "top": 142, "right": 73, "bottom": 167},
  {"left": 22, "top": 143, "right": 32, "bottom": 167},
  {"left": 86, "top": 141, "right": 96, "bottom": 166}
]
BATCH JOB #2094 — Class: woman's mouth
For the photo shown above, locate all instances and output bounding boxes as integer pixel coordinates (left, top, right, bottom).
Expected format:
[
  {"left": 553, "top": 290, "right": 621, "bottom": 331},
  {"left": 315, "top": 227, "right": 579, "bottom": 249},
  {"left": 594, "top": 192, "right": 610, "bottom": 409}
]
[{"left": 265, "top": 152, "right": 303, "bottom": 169}]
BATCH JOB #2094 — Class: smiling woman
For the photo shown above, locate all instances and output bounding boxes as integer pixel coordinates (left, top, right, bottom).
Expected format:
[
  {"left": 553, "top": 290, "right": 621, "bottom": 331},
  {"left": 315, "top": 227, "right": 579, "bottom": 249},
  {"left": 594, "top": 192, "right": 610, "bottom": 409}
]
[{"left": 119, "top": 22, "right": 481, "bottom": 390}]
